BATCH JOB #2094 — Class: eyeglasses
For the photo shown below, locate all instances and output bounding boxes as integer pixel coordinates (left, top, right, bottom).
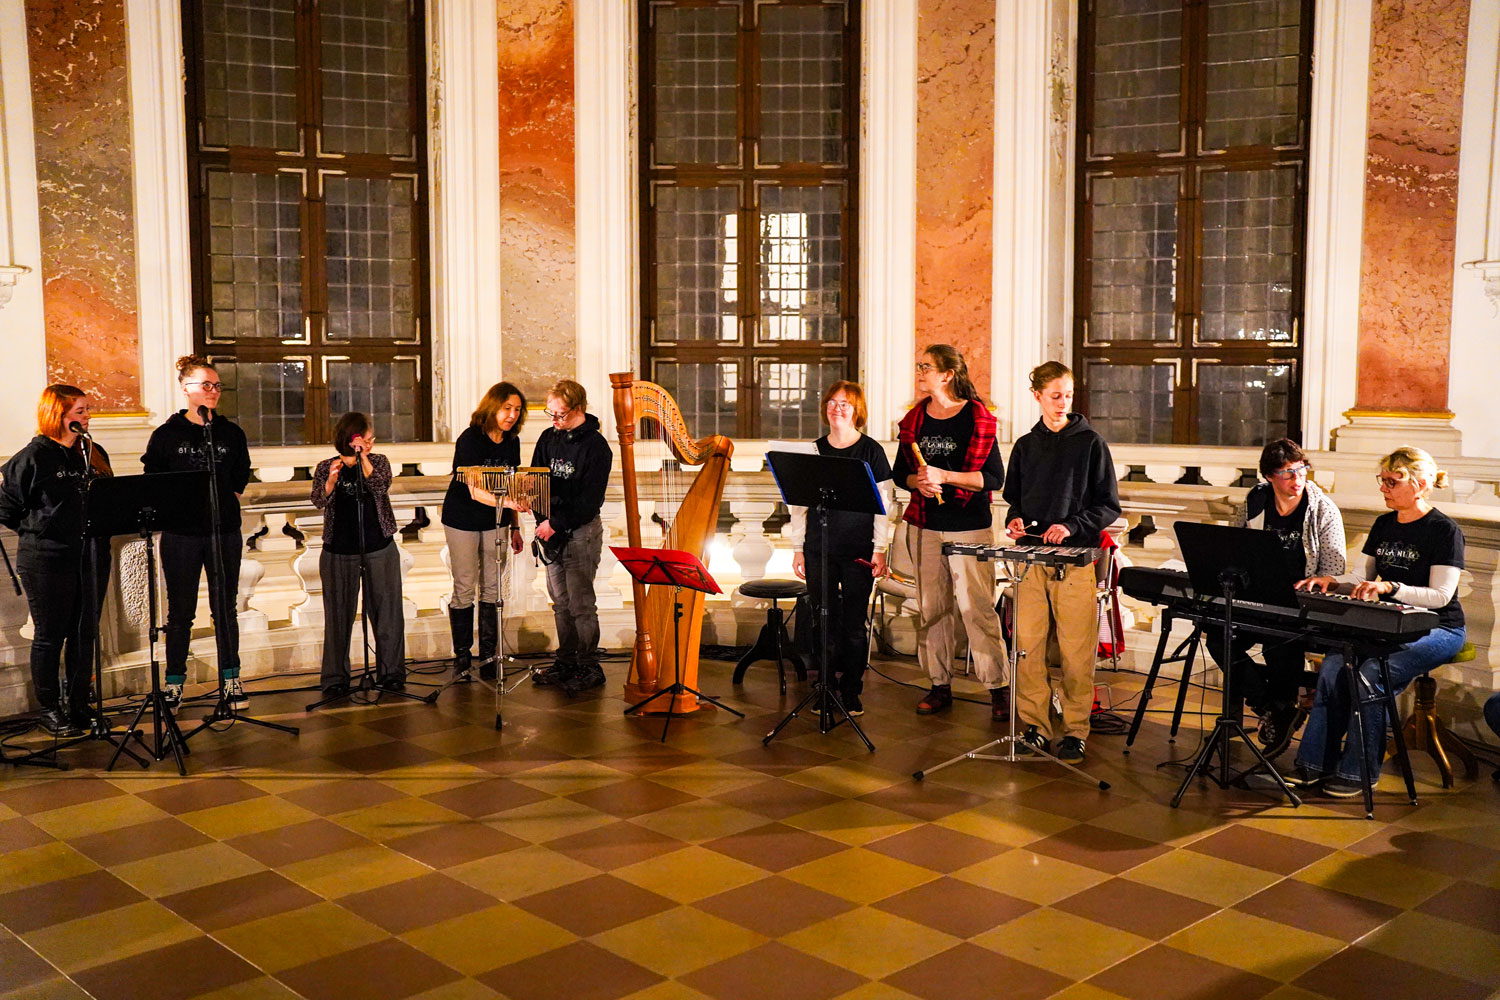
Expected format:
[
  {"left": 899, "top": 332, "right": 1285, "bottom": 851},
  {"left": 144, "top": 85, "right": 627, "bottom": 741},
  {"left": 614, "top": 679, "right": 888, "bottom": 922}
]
[
  {"left": 826, "top": 401, "right": 854, "bottom": 413},
  {"left": 1376, "top": 474, "right": 1407, "bottom": 490},
  {"left": 914, "top": 362, "right": 936, "bottom": 374},
  {"left": 544, "top": 408, "right": 572, "bottom": 422},
  {"left": 188, "top": 381, "right": 224, "bottom": 392},
  {"left": 1269, "top": 463, "right": 1310, "bottom": 480}
]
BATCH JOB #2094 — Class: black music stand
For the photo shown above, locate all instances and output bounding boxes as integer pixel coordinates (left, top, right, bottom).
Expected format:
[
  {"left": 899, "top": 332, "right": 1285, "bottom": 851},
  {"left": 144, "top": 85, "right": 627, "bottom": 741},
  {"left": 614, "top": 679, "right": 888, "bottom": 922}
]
[
  {"left": 913, "top": 540, "right": 1110, "bottom": 789},
  {"left": 616, "top": 546, "right": 743, "bottom": 741},
  {"left": 87, "top": 472, "right": 210, "bottom": 775},
  {"left": 1171, "top": 521, "right": 1301, "bottom": 807},
  {"left": 762, "top": 451, "right": 882, "bottom": 752}
]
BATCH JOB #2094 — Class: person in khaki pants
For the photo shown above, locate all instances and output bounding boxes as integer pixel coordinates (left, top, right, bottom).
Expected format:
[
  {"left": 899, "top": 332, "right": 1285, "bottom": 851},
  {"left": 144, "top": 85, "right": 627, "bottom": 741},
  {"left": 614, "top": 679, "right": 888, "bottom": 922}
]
[
  {"left": 1002, "top": 361, "right": 1120, "bottom": 764},
  {"left": 893, "top": 344, "right": 1009, "bottom": 720}
]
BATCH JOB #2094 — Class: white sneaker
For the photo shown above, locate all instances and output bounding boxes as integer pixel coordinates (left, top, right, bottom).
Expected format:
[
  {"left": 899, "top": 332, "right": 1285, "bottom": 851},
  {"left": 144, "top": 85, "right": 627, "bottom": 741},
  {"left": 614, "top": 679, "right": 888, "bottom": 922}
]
[
  {"left": 163, "top": 682, "right": 183, "bottom": 714},
  {"left": 225, "top": 678, "right": 249, "bottom": 711}
]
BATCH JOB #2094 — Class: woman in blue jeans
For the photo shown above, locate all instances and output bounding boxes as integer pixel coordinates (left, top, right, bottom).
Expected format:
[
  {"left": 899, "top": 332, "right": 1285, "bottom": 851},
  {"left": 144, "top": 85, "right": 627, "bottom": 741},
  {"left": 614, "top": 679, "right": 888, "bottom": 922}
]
[{"left": 1291, "top": 446, "right": 1466, "bottom": 798}]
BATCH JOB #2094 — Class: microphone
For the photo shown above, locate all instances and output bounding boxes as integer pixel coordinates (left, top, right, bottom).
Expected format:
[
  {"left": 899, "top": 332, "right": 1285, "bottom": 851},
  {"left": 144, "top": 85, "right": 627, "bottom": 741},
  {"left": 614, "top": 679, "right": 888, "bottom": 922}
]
[
  {"left": 67, "top": 420, "right": 86, "bottom": 435},
  {"left": 197, "top": 404, "right": 213, "bottom": 423}
]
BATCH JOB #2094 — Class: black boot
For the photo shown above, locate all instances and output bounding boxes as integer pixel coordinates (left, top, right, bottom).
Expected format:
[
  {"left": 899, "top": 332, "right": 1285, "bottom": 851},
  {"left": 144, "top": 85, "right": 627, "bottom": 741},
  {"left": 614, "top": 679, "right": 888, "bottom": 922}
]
[
  {"left": 449, "top": 605, "right": 475, "bottom": 680},
  {"left": 478, "top": 601, "right": 499, "bottom": 680}
]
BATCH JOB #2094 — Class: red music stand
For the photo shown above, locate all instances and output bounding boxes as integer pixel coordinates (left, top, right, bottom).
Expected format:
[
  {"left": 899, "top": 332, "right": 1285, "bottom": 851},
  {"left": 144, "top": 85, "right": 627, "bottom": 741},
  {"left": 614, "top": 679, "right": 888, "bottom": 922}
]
[{"left": 613, "top": 545, "right": 744, "bottom": 741}]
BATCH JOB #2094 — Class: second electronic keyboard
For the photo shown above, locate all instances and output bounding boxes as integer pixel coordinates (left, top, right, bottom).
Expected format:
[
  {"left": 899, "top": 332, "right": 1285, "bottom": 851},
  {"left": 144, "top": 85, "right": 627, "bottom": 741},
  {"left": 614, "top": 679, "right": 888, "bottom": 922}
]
[{"left": 1118, "top": 566, "right": 1439, "bottom": 643}]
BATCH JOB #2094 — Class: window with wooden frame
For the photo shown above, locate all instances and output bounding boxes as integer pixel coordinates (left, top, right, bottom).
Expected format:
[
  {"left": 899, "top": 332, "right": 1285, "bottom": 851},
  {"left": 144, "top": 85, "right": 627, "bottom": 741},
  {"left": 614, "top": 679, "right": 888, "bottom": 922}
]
[
  {"left": 1075, "top": 0, "right": 1312, "bottom": 447},
  {"left": 641, "top": 0, "right": 859, "bottom": 440},
  {"left": 183, "top": 0, "right": 430, "bottom": 446}
]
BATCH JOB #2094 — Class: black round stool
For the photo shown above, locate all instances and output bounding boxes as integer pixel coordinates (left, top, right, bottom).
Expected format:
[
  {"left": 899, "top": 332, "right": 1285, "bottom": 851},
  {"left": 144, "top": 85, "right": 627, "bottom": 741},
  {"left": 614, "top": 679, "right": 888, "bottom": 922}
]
[{"left": 732, "top": 579, "right": 808, "bottom": 694}]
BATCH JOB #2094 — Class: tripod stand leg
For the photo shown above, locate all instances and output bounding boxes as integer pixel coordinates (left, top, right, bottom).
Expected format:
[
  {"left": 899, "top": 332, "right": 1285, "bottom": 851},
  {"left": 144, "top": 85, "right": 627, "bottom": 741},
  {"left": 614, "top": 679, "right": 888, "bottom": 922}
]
[
  {"left": 1171, "top": 722, "right": 1228, "bottom": 808},
  {"left": 106, "top": 696, "right": 154, "bottom": 772},
  {"left": 763, "top": 686, "right": 820, "bottom": 746}
]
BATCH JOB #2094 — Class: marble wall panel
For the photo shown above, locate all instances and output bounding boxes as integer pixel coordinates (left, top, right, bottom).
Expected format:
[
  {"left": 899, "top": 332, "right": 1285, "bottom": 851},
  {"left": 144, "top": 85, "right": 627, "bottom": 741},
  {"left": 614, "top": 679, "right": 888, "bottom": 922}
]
[
  {"left": 1355, "top": 0, "right": 1470, "bottom": 412},
  {"left": 25, "top": 0, "right": 141, "bottom": 410},
  {"left": 914, "top": 0, "right": 995, "bottom": 403},
  {"left": 498, "top": 0, "right": 576, "bottom": 403}
]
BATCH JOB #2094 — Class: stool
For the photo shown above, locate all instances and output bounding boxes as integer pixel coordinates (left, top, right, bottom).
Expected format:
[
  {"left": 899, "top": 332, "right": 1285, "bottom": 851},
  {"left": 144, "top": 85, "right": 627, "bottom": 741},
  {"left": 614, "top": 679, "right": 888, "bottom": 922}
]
[
  {"left": 732, "top": 580, "right": 808, "bottom": 694},
  {"left": 1388, "top": 642, "right": 1479, "bottom": 788}
]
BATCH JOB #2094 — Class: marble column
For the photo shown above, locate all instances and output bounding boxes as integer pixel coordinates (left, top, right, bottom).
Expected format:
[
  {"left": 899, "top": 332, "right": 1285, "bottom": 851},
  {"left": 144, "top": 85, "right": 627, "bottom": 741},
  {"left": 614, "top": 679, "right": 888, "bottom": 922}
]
[
  {"left": 24, "top": 0, "right": 141, "bottom": 410},
  {"left": 498, "top": 1, "right": 576, "bottom": 401},
  {"left": 913, "top": 0, "right": 996, "bottom": 400},
  {"left": 1343, "top": 0, "right": 1471, "bottom": 454}
]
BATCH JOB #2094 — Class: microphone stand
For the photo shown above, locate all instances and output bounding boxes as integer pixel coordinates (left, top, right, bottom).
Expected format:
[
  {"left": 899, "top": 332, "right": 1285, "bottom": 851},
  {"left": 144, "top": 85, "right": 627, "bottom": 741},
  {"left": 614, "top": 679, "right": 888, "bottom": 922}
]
[{"left": 180, "top": 406, "right": 297, "bottom": 743}]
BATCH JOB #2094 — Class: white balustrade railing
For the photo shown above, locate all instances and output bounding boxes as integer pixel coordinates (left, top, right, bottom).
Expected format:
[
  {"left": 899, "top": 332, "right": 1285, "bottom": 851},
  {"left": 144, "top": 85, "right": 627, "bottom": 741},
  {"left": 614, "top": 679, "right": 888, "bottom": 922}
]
[{"left": 0, "top": 443, "right": 1497, "bottom": 721}]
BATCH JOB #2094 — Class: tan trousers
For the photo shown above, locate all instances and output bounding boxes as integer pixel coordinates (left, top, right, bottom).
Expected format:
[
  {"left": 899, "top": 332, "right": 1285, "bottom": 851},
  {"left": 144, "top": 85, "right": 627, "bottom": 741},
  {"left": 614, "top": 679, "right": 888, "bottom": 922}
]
[
  {"left": 1013, "top": 563, "right": 1097, "bottom": 741},
  {"left": 910, "top": 525, "right": 1007, "bottom": 688}
]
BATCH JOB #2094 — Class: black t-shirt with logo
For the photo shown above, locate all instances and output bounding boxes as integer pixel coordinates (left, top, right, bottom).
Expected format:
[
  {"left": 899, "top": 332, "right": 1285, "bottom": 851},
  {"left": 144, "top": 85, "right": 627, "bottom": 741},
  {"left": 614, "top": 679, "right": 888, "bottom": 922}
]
[
  {"left": 1362, "top": 508, "right": 1465, "bottom": 629},
  {"left": 1261, "top": 491, "right": 1308, "bottom": 581},
  {"left": 902, "top": 407, "right": 1005, "bottom": 533},
  {"left": 328, "top": 469, "right": 392, "bottom": 556}
]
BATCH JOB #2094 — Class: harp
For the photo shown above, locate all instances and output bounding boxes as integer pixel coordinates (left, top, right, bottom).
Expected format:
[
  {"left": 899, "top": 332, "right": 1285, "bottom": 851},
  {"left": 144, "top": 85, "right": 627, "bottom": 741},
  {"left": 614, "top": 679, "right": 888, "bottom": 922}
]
[{"left": 612, "top": 372, "right": 734, "bottom": 711}]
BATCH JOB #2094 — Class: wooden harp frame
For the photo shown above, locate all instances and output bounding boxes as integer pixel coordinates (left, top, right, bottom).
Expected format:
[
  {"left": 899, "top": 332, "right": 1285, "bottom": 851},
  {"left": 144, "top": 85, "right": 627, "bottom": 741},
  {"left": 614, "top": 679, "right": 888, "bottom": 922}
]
[{"left": 611, "top": 372, "right": 734, "bottom": 712}]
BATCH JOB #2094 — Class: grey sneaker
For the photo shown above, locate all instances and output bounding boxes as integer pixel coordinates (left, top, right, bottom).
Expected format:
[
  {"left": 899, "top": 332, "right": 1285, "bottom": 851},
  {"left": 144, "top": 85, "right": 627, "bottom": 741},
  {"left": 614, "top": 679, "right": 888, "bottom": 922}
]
[
  {"left": 225, "top": 678, "right": 249, "bottom": 711},
  {"left": 163, "top": 682, "right": 183, "bottom": 714}
]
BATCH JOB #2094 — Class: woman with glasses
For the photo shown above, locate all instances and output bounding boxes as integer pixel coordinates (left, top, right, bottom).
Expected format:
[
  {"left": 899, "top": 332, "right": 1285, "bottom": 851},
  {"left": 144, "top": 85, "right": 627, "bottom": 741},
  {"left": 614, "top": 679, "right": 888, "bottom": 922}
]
[
  {"left": 1290, "top": 446, "right": 1466, "bottom": 797},
  {"left": 142, "top": 355, "right": 253, "bottom": 713},
  {"left": 441, "top": 382, "right": 527, "bottom": 681},
  {"left": 785, "top": 380, "right": 894, "bottom": 716},
  {"left": 311, "top": 412, "right": 406, "bottom": 695},
  {"left": 893, "top": 345, "right": 1009, "bottom": 720},
  {"left": 529, "top": 379, "right": 612, "bottom": 695},
  {"left": 1215, "top": 438, "right": 1347, "bottom": 758}
]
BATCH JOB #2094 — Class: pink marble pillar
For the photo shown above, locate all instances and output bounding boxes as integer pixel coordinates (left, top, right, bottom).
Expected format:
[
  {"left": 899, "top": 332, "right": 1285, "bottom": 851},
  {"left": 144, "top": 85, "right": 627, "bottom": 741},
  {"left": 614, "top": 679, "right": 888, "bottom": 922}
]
[
  {"left": 1355, "top": 0, "right": 1470, "bottom": 412},
  {"left": 25, "top": 0, "right": 141, "bottom": 410},
  {"left": 914, "top": 0, "right": 995, "bottom": 402},
  {"left": 498, "top": 1, "right": 576, "bottom": 401}
]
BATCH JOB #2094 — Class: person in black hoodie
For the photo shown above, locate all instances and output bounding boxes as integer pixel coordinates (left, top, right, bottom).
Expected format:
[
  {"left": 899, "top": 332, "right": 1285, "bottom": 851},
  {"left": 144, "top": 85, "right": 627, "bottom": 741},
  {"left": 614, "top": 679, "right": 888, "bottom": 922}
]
[
  {"left": 529, "top": 378, "right": 612, "bottom": 694},
  {"left": 141, "top": 355, "right": 253, "bottom": 713},
  {"left": 441, "top": 382, "right": 526, "bottom": 680},
  {"left": 0, "top": 385, "right": 113, "bottom": 735},
  {"left": 1003, "top": 361, "right": 1120, "bottom": 765}
]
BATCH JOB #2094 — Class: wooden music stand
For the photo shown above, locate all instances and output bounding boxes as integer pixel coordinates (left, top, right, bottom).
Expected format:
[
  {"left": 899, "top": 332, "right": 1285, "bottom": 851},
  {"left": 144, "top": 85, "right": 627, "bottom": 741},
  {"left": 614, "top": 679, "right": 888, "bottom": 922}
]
[{"left": 615, "top": 546, "right": 744, "bottom": 741}]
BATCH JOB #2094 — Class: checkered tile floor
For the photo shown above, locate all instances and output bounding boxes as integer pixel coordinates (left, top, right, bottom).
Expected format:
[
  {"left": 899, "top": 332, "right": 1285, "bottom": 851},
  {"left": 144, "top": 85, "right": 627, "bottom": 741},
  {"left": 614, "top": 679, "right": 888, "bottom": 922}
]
[{"left": 2, "top": 655, "right": 1498, "bottom": 1000}]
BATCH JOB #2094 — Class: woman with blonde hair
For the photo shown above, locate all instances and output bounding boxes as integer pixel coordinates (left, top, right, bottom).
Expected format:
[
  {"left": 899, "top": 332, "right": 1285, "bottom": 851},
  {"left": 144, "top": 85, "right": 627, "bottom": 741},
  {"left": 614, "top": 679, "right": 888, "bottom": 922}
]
[
  {"left": 1291, "top": 446, "right": 1467, "bottom": 797},
  {"left": 441, "top": 382, "right": 526, "bottom": 680},
  {"left": 0, "top": 385, "right": 113, "bottom": 735},
  {"left": 142, "top": 355, "right": 253, "bottom": 713}
]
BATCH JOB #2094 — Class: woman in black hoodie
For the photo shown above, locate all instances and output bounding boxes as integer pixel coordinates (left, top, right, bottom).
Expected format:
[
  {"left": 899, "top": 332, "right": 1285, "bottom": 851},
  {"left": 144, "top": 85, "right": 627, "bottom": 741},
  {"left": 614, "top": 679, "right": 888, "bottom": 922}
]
[
  {"left": 528, "top": 378, "right": 613, "bottom": 695},
  {"left": 0, "top": 385, "right": 113, "bottom": 735},
  {"left": 141, "top": 355, "right": 253, "bottom": 713},
  {"left": 1002, "top": 361, "right": 1120, "bottom": 765}
]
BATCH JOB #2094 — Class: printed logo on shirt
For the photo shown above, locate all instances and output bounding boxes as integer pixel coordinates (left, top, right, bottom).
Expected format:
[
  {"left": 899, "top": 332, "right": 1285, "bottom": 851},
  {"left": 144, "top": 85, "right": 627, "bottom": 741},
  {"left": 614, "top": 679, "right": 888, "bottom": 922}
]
[
  {"left": 917, "top": 435, "right": 958, "bottom": 459},
  {"left": 550, "top": 458, "right": 576, "bottom": 480},
  {"left": 1375, "top": 540, "right": 1421, "bottom": 571},
  {"left": 173, "top": 441, "right": 234, "bottom": 467},
  {"left": 1272, "top": 526, "right": 1302, "bottom": 552}
]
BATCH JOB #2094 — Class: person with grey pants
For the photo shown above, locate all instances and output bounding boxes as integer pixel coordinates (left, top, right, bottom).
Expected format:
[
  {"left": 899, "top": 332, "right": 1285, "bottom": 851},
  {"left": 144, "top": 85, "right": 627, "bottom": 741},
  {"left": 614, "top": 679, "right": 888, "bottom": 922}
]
[
  {"left": 530, "top": 379, "right": 613, "bottom": 695},
  {"left": 311, "top": 412, "right": 406, "bottom": 695}
]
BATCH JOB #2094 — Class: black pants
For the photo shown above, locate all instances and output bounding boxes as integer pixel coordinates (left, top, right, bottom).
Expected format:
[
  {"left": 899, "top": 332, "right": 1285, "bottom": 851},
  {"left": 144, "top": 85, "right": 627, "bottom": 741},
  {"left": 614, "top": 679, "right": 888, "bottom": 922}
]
[
  {"left": 320, "top": 541, "right": 406, "bottom": 687},
  {"left": 161, "top": 530, "right": 242, "bottom": 684},
  {"left": 17, "top": 541, "right": 109, "bottom": 715},
  {"left": 804, "top": 548, "right": 876, "bottom": 696},
  {"left": 1206, "top": 631, "right": 1307, "bottom": 715}
]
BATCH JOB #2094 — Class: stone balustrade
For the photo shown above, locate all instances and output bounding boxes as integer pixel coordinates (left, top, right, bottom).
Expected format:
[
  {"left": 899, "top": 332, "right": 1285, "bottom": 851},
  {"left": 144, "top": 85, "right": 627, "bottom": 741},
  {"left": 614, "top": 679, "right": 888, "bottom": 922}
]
[{"left": 0, "top": 442, "right": 1495, "bottom": 730}]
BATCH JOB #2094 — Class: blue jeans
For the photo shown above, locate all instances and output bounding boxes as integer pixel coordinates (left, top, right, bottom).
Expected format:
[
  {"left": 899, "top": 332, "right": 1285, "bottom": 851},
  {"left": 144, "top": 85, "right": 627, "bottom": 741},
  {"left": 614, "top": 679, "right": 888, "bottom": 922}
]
[{"left": 1295, "top": 626, "right": 1466, "bottom": 782}]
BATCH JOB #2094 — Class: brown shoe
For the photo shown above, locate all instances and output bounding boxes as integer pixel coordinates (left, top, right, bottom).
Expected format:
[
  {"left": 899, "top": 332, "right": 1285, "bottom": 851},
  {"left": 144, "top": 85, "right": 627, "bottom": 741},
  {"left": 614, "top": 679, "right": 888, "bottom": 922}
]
[
  {"left": 990, "top": 685, "right": 1011, "bottom": 723},
  {"left": 915, "top": 684, "right": 952, "bottom": 715}
]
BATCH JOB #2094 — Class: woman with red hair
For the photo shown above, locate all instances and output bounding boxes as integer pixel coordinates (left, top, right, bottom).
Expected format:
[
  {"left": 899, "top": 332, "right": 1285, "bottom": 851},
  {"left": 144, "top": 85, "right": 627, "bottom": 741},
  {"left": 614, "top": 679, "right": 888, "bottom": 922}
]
[{"left": 0, "top": 385, "right": 113, "bottom": 735}]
